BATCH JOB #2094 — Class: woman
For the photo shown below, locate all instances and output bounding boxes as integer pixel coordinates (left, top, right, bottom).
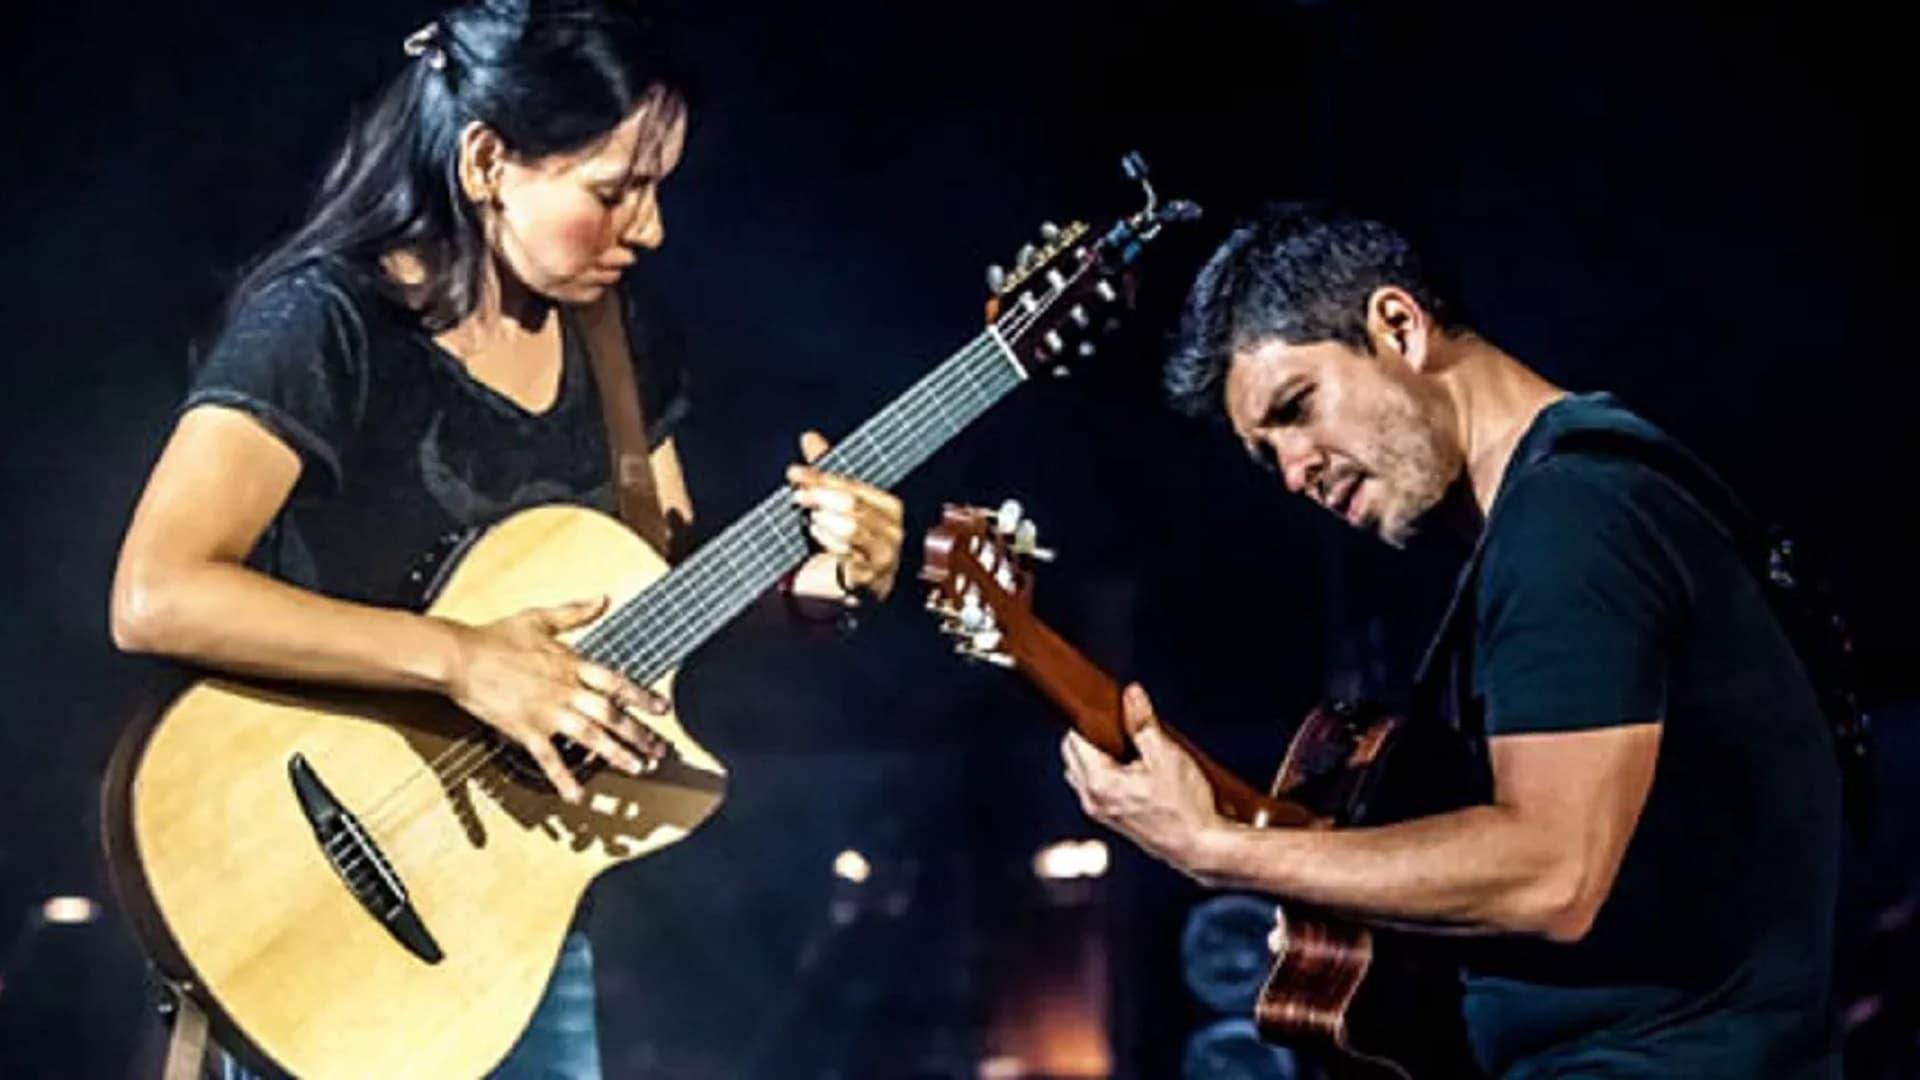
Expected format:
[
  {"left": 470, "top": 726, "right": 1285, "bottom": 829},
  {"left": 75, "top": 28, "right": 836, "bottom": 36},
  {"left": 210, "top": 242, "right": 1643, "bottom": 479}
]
[{"left": 108, "top": 2, "right": 904, "bottom": 1075}]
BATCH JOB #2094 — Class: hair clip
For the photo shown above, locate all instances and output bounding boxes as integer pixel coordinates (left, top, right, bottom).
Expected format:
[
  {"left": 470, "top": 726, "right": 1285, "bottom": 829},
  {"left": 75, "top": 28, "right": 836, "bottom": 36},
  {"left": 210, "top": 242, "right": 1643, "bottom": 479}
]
[{"left": 402, "top": 21, "right": 448, "bottom": 71}]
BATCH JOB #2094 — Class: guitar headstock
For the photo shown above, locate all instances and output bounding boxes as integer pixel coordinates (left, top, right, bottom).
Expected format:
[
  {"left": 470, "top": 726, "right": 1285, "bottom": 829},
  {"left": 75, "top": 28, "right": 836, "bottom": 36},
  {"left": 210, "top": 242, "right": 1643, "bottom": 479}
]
[
  {"left": 987, "top": 151, "right": 1201, "bottom": 378},
  {"left": 919, "top": 499, "right": 1056, "bottom": 668}
]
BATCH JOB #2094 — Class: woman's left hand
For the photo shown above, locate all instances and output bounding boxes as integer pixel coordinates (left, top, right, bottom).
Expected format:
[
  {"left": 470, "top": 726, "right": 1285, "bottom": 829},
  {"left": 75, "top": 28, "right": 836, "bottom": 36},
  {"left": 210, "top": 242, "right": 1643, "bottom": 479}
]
[{"left": 787, "top": 430, "right": 904, "bottom": 603}]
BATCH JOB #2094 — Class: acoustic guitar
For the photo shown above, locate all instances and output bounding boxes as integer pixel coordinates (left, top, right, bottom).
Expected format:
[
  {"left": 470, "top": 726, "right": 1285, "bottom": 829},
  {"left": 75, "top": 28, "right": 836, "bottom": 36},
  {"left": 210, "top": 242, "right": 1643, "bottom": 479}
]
[
  {"left": 100, "top": 161, "right": 1199, "bottom": 1078},
  {"left": 920, "top": 501, "right": 1476, "bottom": 1079}
]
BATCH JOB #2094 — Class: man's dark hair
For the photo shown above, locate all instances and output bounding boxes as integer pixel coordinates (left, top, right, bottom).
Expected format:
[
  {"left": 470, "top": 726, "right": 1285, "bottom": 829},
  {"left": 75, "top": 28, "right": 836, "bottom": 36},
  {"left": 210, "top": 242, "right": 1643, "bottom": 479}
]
[{"left": 1165, "top": 202, "right": 1469, "bottom": 418}]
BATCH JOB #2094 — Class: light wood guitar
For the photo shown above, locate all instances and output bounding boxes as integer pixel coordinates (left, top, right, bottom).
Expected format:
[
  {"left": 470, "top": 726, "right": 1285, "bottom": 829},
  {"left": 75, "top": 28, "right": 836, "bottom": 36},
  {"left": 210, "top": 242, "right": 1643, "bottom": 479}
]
[{"left": 101, "top": 168, "right": 1201, "bottom": 1078}]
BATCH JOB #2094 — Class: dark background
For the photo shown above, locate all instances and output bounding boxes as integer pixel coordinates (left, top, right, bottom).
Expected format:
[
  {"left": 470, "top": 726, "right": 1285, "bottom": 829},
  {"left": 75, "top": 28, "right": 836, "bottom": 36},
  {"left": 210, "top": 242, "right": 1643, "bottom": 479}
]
[{"left": 2, "top": 2, "right": 1915, "bottom": 1076}]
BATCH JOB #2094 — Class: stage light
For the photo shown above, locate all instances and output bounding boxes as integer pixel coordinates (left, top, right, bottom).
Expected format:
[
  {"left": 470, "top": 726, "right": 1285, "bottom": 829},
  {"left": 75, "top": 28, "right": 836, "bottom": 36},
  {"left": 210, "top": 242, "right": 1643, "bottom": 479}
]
[
  {"left": 1032, "top": 839, "right": 1109, "bottom": 881},
  {"left": 41, "top": 896, "right": 99, "bottom": 925},
  {"left": 833, "top": 849, "right": 871, "bottom": 884},
  {"left": 977, "top": 1056, "right": 1027, "bottom": 1079}
]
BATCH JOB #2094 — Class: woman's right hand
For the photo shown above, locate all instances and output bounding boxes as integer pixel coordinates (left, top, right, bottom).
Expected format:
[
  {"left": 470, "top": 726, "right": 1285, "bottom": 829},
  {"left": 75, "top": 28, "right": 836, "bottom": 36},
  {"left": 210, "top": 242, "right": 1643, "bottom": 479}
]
[{"left": 441, "top": 595, "right": 670, "bottom": 804}]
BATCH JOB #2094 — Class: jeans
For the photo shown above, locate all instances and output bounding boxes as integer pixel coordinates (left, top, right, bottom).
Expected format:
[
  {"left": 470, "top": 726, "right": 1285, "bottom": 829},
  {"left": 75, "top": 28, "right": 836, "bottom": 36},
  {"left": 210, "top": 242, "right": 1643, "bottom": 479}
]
[{"left": 213, "top": 929, "right": 601, "bottom": 1079}]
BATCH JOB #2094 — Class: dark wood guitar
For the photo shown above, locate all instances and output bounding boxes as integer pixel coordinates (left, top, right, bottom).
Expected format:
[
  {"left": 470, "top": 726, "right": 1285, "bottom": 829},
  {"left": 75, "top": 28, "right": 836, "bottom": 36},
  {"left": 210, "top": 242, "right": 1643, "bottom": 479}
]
[{"left": 920, "top": 503, "right": 1476, "bottom": 1079}]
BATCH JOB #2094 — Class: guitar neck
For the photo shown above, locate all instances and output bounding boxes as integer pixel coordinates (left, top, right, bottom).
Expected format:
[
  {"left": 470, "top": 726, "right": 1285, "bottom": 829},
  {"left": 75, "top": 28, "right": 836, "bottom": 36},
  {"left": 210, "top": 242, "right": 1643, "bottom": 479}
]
[
  {"left": 1009, "top": 617, "right": 1316, "bottom": 829},
  {"left": 577, "top": 330, "right": 1028, "bottom": 683}
]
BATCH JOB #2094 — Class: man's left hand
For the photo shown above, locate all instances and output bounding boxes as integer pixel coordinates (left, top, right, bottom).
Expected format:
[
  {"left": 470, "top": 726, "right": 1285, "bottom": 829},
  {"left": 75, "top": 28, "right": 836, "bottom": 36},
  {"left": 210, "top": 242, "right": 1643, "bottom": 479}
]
[{"left": 1062, "top": 683, "right": 1226, "bottom": 882}]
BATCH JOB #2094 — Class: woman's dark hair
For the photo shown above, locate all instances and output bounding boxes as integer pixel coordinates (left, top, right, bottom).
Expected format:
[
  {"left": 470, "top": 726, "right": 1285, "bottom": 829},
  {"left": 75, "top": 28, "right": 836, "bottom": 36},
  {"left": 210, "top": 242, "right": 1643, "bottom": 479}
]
[
  {"left": 1164, "top": 202, "right": 1469, "bottom": 420},
  {"left": 232, "top": 0, "right": 690, "bottom": 331}
]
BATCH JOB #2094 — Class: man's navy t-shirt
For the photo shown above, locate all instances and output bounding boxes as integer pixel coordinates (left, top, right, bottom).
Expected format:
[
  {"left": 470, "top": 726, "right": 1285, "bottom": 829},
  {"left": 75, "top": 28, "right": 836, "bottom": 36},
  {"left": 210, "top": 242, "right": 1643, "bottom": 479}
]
[{"left": 1456, "top": 394, "right": 1840, "bottom": 1077}]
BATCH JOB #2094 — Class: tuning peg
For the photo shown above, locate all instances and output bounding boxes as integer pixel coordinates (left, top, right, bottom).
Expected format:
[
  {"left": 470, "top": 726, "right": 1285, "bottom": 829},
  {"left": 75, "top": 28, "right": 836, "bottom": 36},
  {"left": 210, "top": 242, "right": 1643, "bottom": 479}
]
[
  {"left": 1069, "top": 305, "right": 1089, "bottom": 328},
  {"left": 1039, "top": 221, "right": 1061, "bottom": 242},
  {"left": 1077, "top": 341, "right": 1096, "bottom": 358},
  {"left": 1045, "top": 269, "right": 1067, "bottom": 292},
  {"left": 1094, "top": 280, "right": 1119, "bottom": 304},
  {"left": 986, "top": 264, "right": 1007, "bottom": 294},
  {"left": 1042, "top": 330, "right": 1065, "bottom": 355},
  {"left": 955, "top": 640, "right": 1016, "bottom": 668},
  {"left": 1052, "top": 365, "right": 1071, "bottom": 378},
  {"left": 958, "top": 595, "right": 991, "bottom": 634},
  {"left": 1017, "top": 243, "right": 1038, "bottom": 268},
  {"left": 995, "top": 499, "right": 1023, "bottom": 536},
  {"left": 1012, "top": 519, "right": 1056, "bottom": 563},
  {"left": 925, "top": 593, "right": 959, "bottom": 618}
]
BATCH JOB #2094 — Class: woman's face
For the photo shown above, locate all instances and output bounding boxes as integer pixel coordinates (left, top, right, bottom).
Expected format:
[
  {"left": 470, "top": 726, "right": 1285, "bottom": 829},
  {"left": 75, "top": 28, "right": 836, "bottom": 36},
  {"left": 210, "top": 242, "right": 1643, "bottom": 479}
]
[{"left": 487, "top": 97, "right": 687, "bottom": 306}]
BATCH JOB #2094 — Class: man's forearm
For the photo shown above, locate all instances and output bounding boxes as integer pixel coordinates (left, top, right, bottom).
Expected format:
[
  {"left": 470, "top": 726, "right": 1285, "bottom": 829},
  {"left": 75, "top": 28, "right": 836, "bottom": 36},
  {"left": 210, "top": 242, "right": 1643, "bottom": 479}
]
[{"left": 1187, "top": 804, "right": 1595, "bottom": 940}]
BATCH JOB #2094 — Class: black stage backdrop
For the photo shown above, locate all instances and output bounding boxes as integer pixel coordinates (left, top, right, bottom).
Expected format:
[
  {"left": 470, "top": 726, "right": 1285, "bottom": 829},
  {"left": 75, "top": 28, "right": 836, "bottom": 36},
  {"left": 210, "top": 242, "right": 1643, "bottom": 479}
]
[{"left": 2, "top": 3, "right": 1914, "bottom": 1076}]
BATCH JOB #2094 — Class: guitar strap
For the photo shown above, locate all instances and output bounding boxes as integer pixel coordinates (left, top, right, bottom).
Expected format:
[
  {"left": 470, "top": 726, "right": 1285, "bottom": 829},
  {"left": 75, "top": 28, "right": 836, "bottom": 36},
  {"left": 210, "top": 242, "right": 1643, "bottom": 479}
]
[
  {"left": 575, "top": 290, "right": 672, "bottom": 555},
  {"left": 160, "top": 990, "right": 208, "bottom": 1080}
]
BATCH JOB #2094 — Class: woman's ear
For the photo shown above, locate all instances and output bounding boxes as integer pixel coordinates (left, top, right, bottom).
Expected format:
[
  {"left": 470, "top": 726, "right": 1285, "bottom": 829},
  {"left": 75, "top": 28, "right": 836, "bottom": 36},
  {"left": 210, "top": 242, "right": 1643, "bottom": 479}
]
[{"left": 456, "top": 121, "right": 507, "bottom": 206}]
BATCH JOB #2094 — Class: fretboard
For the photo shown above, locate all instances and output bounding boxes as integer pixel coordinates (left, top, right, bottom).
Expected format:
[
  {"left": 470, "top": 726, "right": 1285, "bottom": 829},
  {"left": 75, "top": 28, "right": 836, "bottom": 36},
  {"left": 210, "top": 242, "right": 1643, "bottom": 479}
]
[{"left": 574, "top": 329, "right": 1025, "bottom": 683}]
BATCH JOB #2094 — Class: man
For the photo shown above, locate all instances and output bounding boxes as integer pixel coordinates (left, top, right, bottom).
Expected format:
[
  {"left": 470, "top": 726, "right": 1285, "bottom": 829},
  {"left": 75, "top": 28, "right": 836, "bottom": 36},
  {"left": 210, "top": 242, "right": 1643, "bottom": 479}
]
[{"left": 1062, "top": 203, "right": 1841, "bottom": 1076}]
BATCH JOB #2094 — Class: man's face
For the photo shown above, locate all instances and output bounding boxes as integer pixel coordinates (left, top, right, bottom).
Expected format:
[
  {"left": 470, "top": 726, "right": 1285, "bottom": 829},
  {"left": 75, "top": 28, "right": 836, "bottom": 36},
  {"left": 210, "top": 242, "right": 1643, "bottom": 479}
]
[{"left": 1223, "top": 336, "right": 1461, "bottom": 547}]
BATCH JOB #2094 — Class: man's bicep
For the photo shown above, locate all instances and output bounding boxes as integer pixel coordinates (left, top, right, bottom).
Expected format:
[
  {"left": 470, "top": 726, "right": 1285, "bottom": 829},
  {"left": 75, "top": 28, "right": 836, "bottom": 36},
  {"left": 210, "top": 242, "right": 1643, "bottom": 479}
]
[{"left": 1490, "top": 724, "right": 1660, "bottom": 920}]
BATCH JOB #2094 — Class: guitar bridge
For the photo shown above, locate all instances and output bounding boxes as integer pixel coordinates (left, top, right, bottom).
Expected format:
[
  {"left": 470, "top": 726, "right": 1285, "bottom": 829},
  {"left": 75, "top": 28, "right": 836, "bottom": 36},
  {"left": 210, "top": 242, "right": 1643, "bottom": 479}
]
[{"left": 288, "top": 753, "right": 444, "bottom": 964}]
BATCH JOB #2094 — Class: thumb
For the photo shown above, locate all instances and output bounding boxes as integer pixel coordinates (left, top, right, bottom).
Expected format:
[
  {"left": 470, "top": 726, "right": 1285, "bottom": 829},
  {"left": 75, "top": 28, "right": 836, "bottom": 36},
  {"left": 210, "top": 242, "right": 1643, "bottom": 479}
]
[
  {"left": 535, "top": 595, "right": 609, "bottom": 633},
  {"left": 798, "top": 429, "right": 832, "bottom": 465},
  {"left": 1123, "top": 683, "right": 1164, "bottom": 754}
]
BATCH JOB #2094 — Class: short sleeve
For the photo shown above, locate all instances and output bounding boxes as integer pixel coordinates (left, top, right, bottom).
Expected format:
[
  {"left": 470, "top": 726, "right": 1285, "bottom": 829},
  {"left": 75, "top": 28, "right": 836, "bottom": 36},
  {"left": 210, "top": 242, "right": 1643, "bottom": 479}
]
[
  {"left": 1473, "top": 461, "right": 1687, "bottom": 736},
  {"left": 618, "top": 275, "right": 691, "bottom": 449},
  {"left": 185, "top": 267, "right": 369, "bottom": 495}
]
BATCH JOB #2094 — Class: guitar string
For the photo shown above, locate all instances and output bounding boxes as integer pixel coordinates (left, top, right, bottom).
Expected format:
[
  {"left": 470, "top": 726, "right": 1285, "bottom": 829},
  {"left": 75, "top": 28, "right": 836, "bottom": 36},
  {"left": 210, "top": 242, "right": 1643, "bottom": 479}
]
[
  {"left": 315, "top": 321, "right": 1027, "bottom": 880},
  {"left": 317, "top": 255, "right": 1086, "bottom": 883}
]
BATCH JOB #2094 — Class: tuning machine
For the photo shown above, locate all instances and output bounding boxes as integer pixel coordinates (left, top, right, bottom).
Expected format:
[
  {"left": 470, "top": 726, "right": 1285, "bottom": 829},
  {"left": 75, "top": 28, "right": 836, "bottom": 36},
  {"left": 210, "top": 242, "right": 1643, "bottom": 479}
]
[
  {"left": 955, "top": 637, "right": 1014, "bottom": 668},
  {"left": 993, "top": 499, "right": 1054, "bottom": 562}
]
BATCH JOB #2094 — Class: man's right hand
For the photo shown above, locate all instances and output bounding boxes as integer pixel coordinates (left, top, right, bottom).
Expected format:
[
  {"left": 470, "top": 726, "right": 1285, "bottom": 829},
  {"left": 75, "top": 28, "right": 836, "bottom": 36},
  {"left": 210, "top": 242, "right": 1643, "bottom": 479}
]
[{"left": 440, "top": 595, "right": 670, "bottom": 803}]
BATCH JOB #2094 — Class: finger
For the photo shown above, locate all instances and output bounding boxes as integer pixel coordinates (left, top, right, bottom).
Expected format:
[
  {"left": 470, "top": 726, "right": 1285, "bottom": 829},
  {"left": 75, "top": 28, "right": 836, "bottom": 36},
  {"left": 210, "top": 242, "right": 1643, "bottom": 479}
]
[
  {"left": 605, "top": 711, "right": 669, "bottom": 768},
  {"left": 555, "top": 703, "right": 649, "bottom": 775},
  {"left": 577, "top": 718, "right": 650, "bottom": 776},
  {"left": 567, "top": 686, "right": 666, "bottom": 761},
  {"left": 578, "top": 663, "right": 670, "bottom": 715},
  {"left": 1122, "top": 683, "right": 1156, "bottom": 736},
  {"left": 523, "top": 733, "right": 585, "bottom": 804},
  {"left": 1122, "top": 683, "right": 1174, "bottom": 764},
  {"left": 808, "top": 509, "right": 859, "bottom": 542},
  {"left": 532, "top": 595, "right": 609, "bottom": 635},
  {"left": 791, "top": 484, "right": 856, "bottom": 515},
  {"left": 808, "top": 521, "right": 852, "bottom": 555},
  {"left": 842, "top": 518, "right": 902, "bottom": 572},
  {"left": 798, "top": 498, "right": 903, "bottom": 559},
  {"left": 788, "top": 468, "right": 903, "bottom": 519},
  {"left": 798, "top": 429, "right": 832, "bottom": 465},
  {"left": 1061, "top": 731, "right": 1100, "bottom": 789}
]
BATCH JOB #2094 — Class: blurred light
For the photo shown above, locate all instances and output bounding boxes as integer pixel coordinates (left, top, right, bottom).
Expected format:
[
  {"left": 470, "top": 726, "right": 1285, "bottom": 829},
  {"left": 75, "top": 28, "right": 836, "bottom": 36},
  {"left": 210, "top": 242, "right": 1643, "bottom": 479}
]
[
  {"left": 978, "top": 1056, "right": 1027, "bottom": 1079},
  {"left": 1180, "top": 894, "right": 1284, "bottom": 1014},
  {"left": 833, "top": 849, "right": 871, "bottom": 884},
  {"left": 1033, "top": 839, "right": 1109, "bottom": 881},
  {"left": 1181, "top": 1017, "right": 1298, "bottom": 1079},
  {"left": 41, "top": 896, "right": 99, "bottom": 925}
]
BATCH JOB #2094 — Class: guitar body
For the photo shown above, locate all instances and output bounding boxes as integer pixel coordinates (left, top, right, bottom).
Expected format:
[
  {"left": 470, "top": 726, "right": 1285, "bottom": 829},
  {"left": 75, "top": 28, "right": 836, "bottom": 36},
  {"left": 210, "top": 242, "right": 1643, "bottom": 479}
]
[
  {"left": 101, "top": 505, "right": 730, "bottom": 1078},
  {"left": 1254, "top": 704, "right": 1477, "bottom": 1079}
]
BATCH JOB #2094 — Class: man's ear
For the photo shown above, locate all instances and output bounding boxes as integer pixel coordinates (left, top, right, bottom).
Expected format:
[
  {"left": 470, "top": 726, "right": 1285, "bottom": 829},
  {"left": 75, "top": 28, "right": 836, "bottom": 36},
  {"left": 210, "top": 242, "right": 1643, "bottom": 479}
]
[{"left": 1366, "top": 286, "right": 1433, "bottom": 373}]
